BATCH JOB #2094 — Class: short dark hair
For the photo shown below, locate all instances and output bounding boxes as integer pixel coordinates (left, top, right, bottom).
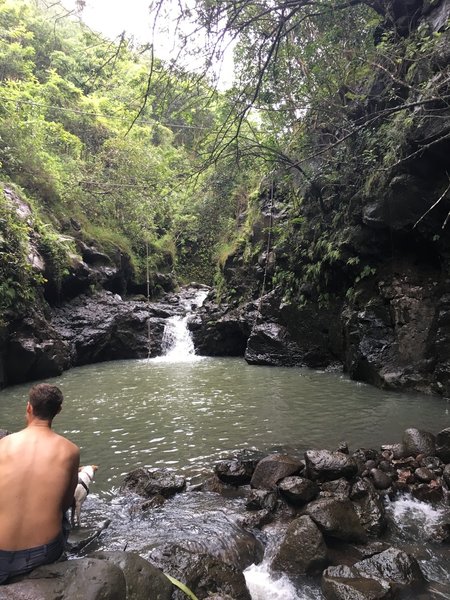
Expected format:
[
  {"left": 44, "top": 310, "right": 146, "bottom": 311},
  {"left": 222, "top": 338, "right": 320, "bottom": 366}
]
[{"left": 29, "top": 384, "right": 63, "bottom": 420}]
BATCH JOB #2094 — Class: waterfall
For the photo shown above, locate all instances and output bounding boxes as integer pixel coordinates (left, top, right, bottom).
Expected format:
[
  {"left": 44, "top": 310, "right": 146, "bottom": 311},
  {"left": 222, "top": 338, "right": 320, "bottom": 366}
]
[{"left": 156, "top": 289, "right": 208, "bottom": 362}]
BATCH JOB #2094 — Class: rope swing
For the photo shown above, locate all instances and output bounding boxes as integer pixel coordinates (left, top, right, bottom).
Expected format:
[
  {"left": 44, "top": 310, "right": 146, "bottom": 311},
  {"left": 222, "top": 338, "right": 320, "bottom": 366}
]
[{"left": 257, "top": 176, "right": 275, "bottom": 318}]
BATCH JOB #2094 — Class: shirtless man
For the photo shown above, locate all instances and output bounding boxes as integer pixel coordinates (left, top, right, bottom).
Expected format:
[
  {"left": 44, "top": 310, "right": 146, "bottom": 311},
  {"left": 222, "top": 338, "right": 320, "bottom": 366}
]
[{"left": 0, "top": 383, "right": 80, "bottom": 584}]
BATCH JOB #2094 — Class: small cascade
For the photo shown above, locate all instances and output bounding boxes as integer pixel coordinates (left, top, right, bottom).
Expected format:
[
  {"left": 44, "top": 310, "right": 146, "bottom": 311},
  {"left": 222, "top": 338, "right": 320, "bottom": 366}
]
[{"left": 157, "top": 288, "right": 208, "bottom": 362}]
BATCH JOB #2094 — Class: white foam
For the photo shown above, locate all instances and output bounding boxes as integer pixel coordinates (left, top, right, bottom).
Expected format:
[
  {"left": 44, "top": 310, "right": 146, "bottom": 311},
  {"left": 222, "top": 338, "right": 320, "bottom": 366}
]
[{"left": 244, "top": 563, "right": 320, "bottom": 600}]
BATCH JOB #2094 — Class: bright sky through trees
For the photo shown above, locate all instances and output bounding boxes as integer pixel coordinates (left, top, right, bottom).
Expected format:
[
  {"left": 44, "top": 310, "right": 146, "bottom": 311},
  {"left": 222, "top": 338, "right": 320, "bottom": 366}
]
[{"left": 60, "top": 0, "right": 234, "bottom": 88}]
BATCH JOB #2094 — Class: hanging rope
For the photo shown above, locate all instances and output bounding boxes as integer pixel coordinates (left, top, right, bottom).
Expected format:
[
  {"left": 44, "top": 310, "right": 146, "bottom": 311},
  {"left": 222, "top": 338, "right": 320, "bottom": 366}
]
[
  {"left": 257, "top": 176, "right": 275, "bottom": 319},
  {"left": 146, "top": 241, "right": 152, "bottom": 358}
]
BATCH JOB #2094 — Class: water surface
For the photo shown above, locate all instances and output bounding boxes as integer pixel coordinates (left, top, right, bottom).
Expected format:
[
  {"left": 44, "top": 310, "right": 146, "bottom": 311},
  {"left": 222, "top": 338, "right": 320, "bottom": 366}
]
[{"left": 0, "top": 357, "right": 448, "bottom": 495}]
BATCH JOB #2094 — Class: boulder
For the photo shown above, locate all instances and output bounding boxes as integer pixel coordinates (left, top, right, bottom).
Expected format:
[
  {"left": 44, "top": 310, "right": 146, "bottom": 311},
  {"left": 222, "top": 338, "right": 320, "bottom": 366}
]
[
  {"left": 88, "top": 551, "right": 172, "bottom": 600},
  {"left": 278, "top": 476, "right": 319, "bottom": 505},
  {"left": 320, "top": 478, "right": 351, "bottom": 499},
  {"left": 245, "top": 489, "right": 278, "bottom": 512},
  {"left": 322, "top": 564, "right": 393, "bottom": 600},
  {"left": 356, "top": 547, "right": 424, "bottom": 587},
  {"left": 305, "top": 450, "right": 358, "bottom": 482},
  {"left": 51, "top": 291, "right": 165, "bottom": 364},
  {"left": 3, "top": 558, "right": 126, "bottom": 599},
  {"left": 271, "top": 515, "right": 328, "bottom": 575},
  {"left": 121, "top": 467, "right": 186, "bottom": 499},
  {"left": 436, "top": 427, "right": 450, "bottom": 463},
  {"left": 402, "top": 428, "right": 436, "bottom": 457},
  {"left": 215, "top": 458, "right": 255, "bottom": 486},
  {"left": 244, "top": 322, "right": 305, "bottom": 366},
  {"left": 5, "top": 312, "right": 71, "bottom": 385},
  {"left": 146, "top": 545, "right": 252, "bottom": 600},
  {"left": 369, "top": 469, "right": 392, "bottom": 490},
  {"left": 444, "top": 464, "right": 450, "bottom": 487},
  {"left": 351, "top": 479, "right": 386, "bottom": 537},
  {"left": 250, "top": 454, "right": 304, "bottom": 489},
  {"left": 306, "top": 498, "right": 368, "bottom": 543}
]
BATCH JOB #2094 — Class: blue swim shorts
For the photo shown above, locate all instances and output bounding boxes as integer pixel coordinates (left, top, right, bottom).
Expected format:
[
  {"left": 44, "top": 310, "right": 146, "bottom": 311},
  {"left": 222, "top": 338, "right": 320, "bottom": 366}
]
[{"left": 0, "top": 532, "right": 65, "bottom": 584}]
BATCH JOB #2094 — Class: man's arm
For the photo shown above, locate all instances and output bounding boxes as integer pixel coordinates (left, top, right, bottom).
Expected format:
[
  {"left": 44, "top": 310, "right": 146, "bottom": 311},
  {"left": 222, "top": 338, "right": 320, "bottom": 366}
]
[{"left": 62, "top": 447, "right": 80, "bottom": 512}]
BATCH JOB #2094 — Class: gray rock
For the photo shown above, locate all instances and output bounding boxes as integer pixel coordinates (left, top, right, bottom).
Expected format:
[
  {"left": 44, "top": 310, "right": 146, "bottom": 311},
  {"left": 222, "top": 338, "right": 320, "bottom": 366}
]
[
  {"left": 402, "top": 428, "right": 436, "bottom": 457},
  {"left": 306, "top": 498, "right": 368, "bottom": 543},
  {"left": 444, "top": 464, "right": 450, "bottom": 487},
  {"left": 271, "top": 515, "right": 328, "bottom": 575},
  {"left": 278, "top": 476, "right": 319, "bottom": 505},
  {"left": 370, "top": 469, "right": 392, "bottom": 490},
  {"left": 215, "top": 459, "right": 255, "bottom": 486},
  {"left": 305, "top": 449, "right": 358, "bottom": 481},
  {"left": 320, "top": 478, "right": 351, "bottom": 499},
  {"left": 436, "top": 427, "right": 450, "bottom": 463},
  {"left": 121, "top": 467, "right": 186, "bottom": 499},
  {"left": 245, "top": 489, "right": 278, "bottom": 511},
  {"left": 89, "top": 551, "right": 172, "bottom": 600},
  {"left": 356, "top": 547, "right": 424, "bottom": 587},
  {"left": 250, "top": 454, "right": 303, "bottom": 489},
  {"left": 322, "top": 564, "right": 393, "bottom": 599},
  {"left": 4, "top": 558, "right": 126, "bottom": 599},
  {"left": 414, "top": 467, "right": 434, "bottom": 483},
  {"left": 351, "top": 479, "right": 386, "bottom": 537}
]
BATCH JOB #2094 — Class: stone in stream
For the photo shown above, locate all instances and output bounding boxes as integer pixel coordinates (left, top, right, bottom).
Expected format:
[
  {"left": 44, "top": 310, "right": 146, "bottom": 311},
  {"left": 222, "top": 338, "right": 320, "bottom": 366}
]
[
  {"left": 250, "top": 453, "right": 304, "bottom": 489},
  {"left": 278, "top": 475, "right": 319, "bottom": 505},
  {"left": 3, "top": 558, "right": 127, "bottom": 599},
  {"left": 435, "top": 427, "right": 450, "bottom": 463},
  {"left": 271, "top": 515, "right": 328, "bottom": 575},
  {"left": 120, "top": 467, "right": 186, "bottom": 499},
  {"left": 402, "top": 428, "right": 436, "bottom": 457},
  {"left": 305, "top": 449, "right": 359, "bottom": 482},
  {"left": 322, "top": 547, "right": 425, "bottom": 600},
  {"left": 89, "top": 551, "right": 172, "bottom": 600},
  {"left": 215, "top": 458, "right": 256, "bottom": 486},
  {"left": 147, "top": 545, "right": 252, "bottom": 600},
  {"left": 306, "top": 498, "right": 368, "bottom": 543}
]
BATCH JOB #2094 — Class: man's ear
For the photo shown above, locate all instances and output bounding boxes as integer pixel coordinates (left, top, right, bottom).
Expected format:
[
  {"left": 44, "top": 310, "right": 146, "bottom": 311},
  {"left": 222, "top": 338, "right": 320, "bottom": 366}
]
[{"left": 26, "top": 402, "right": 32, "bottom": 416}]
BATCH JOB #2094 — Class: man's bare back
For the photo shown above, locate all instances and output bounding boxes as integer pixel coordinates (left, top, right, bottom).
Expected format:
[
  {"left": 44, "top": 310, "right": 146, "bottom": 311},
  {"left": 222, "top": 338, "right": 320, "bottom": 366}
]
[{"left": 0, "top": 384, "right": 79, "bottom": 554}]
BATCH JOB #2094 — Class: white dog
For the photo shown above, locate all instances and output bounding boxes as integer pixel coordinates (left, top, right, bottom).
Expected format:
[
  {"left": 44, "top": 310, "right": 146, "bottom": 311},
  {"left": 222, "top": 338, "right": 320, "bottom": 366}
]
[{"left": 71, "top": 465, "right": 98, "bottom": 527}]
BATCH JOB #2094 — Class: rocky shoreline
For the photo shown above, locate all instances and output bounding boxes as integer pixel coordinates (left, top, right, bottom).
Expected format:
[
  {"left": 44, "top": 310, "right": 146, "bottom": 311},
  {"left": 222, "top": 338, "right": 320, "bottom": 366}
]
[{"left": 3, "top": 425, "right": 450, "bottom": 599}]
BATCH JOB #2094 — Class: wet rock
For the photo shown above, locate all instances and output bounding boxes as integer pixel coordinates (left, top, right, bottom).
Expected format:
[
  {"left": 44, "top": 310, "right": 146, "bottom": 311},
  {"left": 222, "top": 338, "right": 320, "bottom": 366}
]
[
  {"left": 89, "top": 551, "right": 172, "bottom": 600},
  {"left": 381, "top": 444, "right": 405, "bottom": 459},
  {"left": 306, "top": 498, "right": 368, "bottom": 543},
  {"left": 414, "top": 467, "right": 434, "bottom": 483},
  {"left": 215, "top": 459, "right": 255, "bottom": 486},
  {"left": 370, "top": 469, "right": 392, "bottom": 490},
  {"left": 443, "top": 464, "right": 450, "bottom": 487},
  {"left": 411, "top": 482, "right": 443, "bottom": 502},
  {"left": 6, "top": 312, "right": 71, "bottom": 384},
  {"left": 245, "top": 489, "right": 278, "bottom": 511},
  {"left": 351, "top": 479, "right": 386, "bottom": 537},
  {"left": 51, "top": 291, "right": 165, "bottom": 364},
  {"left": 320, "top": 478, "right": 351, "bottom": 500},
  {"left": 322, "top": 564, "right": 393, "bottom": 600},
  {"left": 121, "top": 467, "right": 186, "bottom": 499},
  {"left": 244, "top": 321, "right": 305, "bottom": 366},
  {"left": 402, "top": 428, "right": 436, "bottom": 457},
  {"left": 356, "top": 547, "right": 424, "bottom": 587},
  {"left": 305, "top": 450, "right": 358, "bottom": 482},
  {"left": 436, "top": 427, "right": 450, "bottom": 463},
  {"left": 250, "top": 454, "right": 303, "bottom": 489},
  {"left": 271, "top": 515, "right": 328, "bottom": 575},
  {"left": 146, "top": 545, "right": 252, "bottom": 600},
  {"left": 278, "top": 476, "right": 319, "bottom": 505},
  {"left": 237, "top": 509, "right": 273, "bottom": 530},
  {"left": 4, "top": 557, "right": 126, "bottom": 599}
]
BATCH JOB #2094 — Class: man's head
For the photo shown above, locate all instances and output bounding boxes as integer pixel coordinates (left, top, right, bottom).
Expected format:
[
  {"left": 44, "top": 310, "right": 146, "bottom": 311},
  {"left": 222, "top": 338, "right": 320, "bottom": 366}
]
[{"left": 28, "top": 383, "right": 63, "bottom": 421}]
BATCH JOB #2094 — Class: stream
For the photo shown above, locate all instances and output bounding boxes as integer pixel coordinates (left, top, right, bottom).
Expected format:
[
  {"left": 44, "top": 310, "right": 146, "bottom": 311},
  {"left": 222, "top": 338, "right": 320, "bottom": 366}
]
[{"left": 0, "top": 291, "right": 449, "bottom": 598}]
